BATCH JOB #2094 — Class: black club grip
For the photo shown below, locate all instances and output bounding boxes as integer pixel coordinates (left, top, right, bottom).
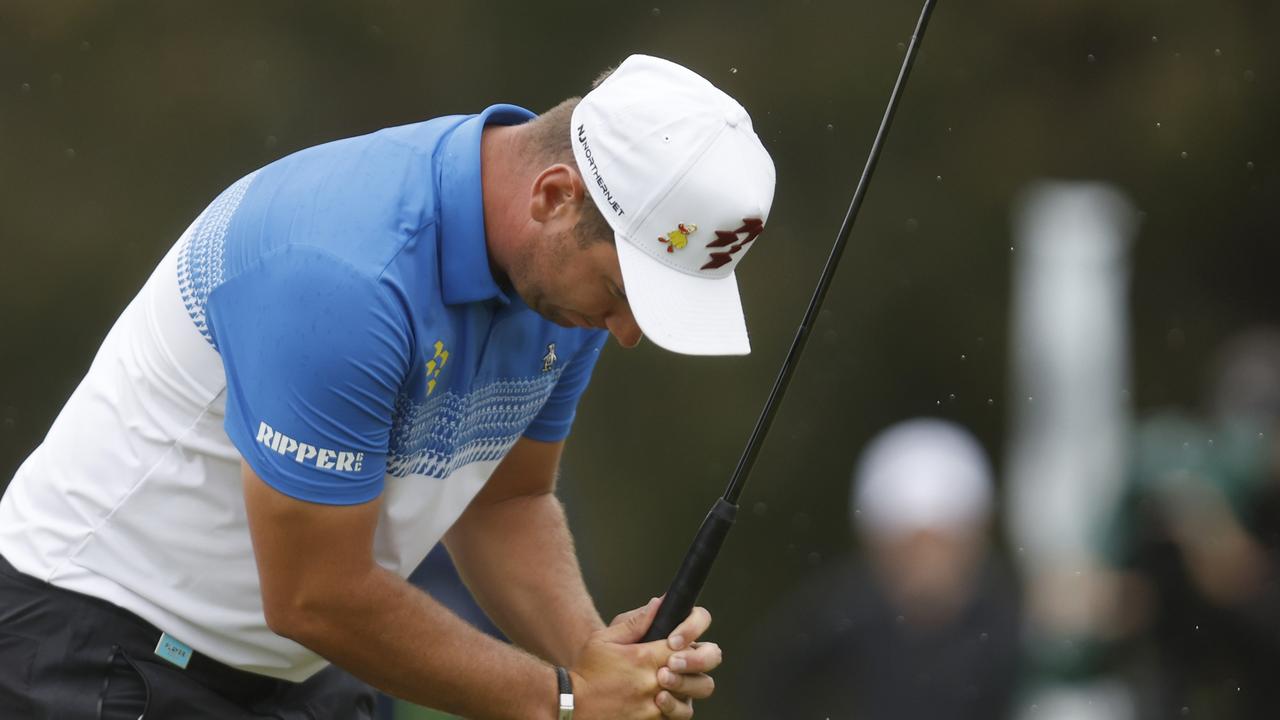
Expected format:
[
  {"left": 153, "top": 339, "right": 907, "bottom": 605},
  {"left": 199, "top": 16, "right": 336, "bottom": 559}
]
[{"left": 640, "top": 498, "right": 738, "bottom": 643}]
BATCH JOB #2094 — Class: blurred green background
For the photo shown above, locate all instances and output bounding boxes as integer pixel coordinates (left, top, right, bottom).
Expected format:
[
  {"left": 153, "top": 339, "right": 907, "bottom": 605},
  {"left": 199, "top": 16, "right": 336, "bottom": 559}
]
[{"left": 1, "top": 1, "right": 1276, "bottom": 718}]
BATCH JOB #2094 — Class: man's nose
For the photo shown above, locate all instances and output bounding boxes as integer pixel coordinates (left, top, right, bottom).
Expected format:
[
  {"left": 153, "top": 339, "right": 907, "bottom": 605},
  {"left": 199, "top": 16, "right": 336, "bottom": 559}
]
[{"left": 604, "top": 306, "right": 642, "bottom": 348}]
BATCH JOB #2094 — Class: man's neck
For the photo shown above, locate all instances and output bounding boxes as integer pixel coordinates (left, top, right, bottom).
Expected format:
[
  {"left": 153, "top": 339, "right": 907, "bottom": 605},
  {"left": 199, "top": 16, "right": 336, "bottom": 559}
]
[{"left": 480, "top": 124, "right": 530, "bottom": 284}]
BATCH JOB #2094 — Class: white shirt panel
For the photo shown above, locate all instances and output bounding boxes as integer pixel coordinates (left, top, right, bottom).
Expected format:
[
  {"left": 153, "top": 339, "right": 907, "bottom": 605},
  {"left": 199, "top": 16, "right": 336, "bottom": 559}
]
[{"left": 0, "top": 222, "right": 496, "bottom": 681}]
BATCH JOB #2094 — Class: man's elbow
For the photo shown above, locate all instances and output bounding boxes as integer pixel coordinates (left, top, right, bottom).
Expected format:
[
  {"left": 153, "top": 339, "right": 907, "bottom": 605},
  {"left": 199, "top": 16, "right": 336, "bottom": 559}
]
[{"left": 261, "top": 590, "right": 334, "bottom": 645}]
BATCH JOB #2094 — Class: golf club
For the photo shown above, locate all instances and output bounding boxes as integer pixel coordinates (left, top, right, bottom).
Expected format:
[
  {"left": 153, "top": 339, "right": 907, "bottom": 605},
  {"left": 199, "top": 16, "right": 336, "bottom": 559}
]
[{"left": 641, "top": 0, "right": 941, "bottom": 643}]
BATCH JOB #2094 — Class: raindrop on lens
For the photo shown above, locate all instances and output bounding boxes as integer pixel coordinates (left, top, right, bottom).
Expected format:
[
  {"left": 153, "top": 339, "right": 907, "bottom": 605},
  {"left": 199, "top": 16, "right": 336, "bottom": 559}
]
[
  {"left": 1246, "top": 161, "right": 1255, "bottom": 171},
  {"left": 730, "top": 67, "right": 738, "bottom": 74},
  {"left": 905, "top": 218, "right": 919, "bottom": 232},
  {"left": 650, "top": 7, "right": 660, "bottom": 16},
  {"left": 826, "top": 123, "right": 834, "bottom": 131},
  {"left": 1214, "top": 48, "right": 1222, "bottom": 57},
  {"left": 1180, "top": 151, "right": 1188, "bottom": 159},
  {"left": 1152, "top": 35, "right": 1159, "bottom": 43},
  {"left": 935, "top": 175, "right": 942, "bottom": 182},
  {"left": 948, "top": 393, "right": 956, "bottom": 401},
  {"left": 1087, "top": 54, "right": 1096, "bottom": 63},
  {"left": 987, "top": 398, "right": 994, "bottom": 406},
  {"left": 20, "top": 82, "right": 31, "bottom": 94},
  {"left": 1155, "top": 121, "right": 1162, "bottom": 128},
  {"left": 791, "top": 512, "right": 811, "bottom": 530}
]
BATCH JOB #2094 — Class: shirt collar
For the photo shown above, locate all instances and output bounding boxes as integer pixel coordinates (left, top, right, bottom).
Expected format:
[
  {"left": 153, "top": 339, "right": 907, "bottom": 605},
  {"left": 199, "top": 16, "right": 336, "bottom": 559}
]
[{"left": 437, "top": 103, "right": 536, "bottom": 306}]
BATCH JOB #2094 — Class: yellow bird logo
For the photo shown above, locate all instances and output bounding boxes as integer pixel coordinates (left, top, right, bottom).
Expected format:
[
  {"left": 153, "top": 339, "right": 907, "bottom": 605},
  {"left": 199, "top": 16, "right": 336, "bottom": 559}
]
[{"left": 658, "top": 223, "right": 698, "bottom": 253}]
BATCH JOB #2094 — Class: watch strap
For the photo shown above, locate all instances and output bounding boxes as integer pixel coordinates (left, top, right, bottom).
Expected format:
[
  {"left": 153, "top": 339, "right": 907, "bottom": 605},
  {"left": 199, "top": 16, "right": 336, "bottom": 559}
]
[{"left": 555, "top": 666, "right": 574, "bottom": 719}]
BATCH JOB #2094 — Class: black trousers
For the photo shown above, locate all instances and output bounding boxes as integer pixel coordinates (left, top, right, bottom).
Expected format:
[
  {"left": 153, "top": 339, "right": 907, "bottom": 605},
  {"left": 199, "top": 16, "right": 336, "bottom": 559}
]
[{"left": 0, "top": 554, "right": 375, "bottom": 719}]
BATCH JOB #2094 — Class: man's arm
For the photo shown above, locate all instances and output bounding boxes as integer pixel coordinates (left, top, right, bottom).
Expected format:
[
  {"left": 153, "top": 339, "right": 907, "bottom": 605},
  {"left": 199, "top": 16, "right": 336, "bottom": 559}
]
[
  {"left": 442, "top": 436, "right": 602, "bottom": 665},
  {"left": 243, "top": 461, "right": 715, "bottom": 719},
  {"left": 243, "top": 463, "right": 560, "bottom": 719},
  {"left": 442, "top": 436, "right": 723, "bottom": 718}
]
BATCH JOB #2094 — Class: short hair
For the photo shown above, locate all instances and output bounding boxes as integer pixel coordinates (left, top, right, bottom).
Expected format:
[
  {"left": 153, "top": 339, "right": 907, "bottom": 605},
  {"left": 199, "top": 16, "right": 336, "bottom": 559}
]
[
  {"left": 523, "top": 67, "right": 618, "bottom": 246},
  {"left": 525, "top": 97, "right": 580, "bottom": 170}
]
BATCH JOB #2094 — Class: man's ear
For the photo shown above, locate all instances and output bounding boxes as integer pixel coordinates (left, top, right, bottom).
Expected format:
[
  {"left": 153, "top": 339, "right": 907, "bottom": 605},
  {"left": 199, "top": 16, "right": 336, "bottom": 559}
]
[{"left": 529, "top": 164, "right": 587, "bottom": 224}]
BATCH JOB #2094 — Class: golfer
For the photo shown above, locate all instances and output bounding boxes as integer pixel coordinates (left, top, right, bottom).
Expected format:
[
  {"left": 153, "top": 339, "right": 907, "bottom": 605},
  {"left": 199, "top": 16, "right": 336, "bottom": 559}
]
[{"left": 0, "top": 54, "right": 774, "bottom": 719}]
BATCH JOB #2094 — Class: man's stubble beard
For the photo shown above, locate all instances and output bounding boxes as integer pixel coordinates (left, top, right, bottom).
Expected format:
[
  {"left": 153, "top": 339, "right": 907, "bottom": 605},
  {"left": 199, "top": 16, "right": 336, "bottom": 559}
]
[{"left": 509, "top": 229, "right": 575, "bottom": 327}]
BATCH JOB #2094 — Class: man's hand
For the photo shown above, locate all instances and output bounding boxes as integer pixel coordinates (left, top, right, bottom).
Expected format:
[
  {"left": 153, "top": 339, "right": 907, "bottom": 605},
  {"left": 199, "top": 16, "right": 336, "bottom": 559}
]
[
  {"left": 655, "top": 603, "right": 721, "bottom": 720},
  {"left": 571, "top": 598, "right": 721, "bottom": 720}
]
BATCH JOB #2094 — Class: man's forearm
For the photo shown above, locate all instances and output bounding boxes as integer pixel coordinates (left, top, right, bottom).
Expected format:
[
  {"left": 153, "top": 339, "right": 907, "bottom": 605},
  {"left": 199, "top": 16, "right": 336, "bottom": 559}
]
[
  {"left": 274, "top": 563, "right": 558, "bottom": 720},
  {"left": 445, "top": 491, "right": 605, "bottom": 665}
]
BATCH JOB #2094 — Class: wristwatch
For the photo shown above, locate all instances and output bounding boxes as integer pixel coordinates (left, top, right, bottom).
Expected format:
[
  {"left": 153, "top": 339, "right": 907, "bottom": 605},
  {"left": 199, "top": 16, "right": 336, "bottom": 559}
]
[{"left": 555, "top": 666, "right": 574, "bottom": 719}]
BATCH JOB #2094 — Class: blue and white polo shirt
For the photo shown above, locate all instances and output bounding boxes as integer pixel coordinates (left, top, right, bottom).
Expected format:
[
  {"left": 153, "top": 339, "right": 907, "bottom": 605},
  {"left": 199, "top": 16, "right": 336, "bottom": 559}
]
[{"left": 0, "top": 104, "right": 607, "bottom": 680}]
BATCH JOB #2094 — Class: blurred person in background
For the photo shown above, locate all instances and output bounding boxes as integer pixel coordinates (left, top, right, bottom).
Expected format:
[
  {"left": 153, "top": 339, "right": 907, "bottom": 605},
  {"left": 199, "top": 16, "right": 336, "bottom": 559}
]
[
  {"left": 744, "top": 418, "right": 1021, "bottom": 720},
  {"left": 1105, "top": 327, "right": 1280, "bottom": 719}
]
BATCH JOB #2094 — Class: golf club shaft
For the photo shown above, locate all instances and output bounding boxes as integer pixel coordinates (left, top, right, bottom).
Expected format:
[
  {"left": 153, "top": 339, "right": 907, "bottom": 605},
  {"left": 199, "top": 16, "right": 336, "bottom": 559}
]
[{"left": 640, "top": 0, "right": 939, "bottom": 644}]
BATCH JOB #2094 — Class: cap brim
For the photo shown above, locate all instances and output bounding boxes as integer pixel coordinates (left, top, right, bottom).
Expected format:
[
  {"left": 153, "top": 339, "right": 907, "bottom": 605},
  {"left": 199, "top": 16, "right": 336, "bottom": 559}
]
[{"left": 615, "top": 232, "right": 750, "bottom": 356}]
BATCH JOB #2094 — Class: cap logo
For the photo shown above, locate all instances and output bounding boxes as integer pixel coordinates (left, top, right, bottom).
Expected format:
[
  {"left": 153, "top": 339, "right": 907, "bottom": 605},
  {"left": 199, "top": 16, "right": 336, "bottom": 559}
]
[
  {"left": 701, "top": 218, "right": 765, "bottom": 271},
  {"left": 658, "top": 223, "right": 698, "bottom": 253},
  {"left": 576, "top": 124, "right": 625, "bottom": 217}
]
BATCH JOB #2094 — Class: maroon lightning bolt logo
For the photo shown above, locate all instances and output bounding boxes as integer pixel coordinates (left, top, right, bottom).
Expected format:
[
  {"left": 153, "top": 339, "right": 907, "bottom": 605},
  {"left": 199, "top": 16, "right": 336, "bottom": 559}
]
[{"left": 700, "top": 218, "right": 765, "bottom": 271}]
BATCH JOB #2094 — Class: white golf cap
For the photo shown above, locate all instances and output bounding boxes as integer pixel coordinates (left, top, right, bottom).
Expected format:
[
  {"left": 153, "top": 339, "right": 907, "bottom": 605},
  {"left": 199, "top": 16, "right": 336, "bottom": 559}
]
[
  {"left": 571, "top": 54, "right": 776, "bottom": 355},
  {"left": 852, "top": 418, "right": 995, "bottom": 538}
]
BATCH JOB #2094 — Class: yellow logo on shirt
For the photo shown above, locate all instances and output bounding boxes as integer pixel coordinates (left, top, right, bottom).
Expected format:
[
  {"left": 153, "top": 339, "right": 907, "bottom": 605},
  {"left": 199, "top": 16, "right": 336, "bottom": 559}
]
[{"left": 426, "top": 340, "right": 449, "bottom": 395}]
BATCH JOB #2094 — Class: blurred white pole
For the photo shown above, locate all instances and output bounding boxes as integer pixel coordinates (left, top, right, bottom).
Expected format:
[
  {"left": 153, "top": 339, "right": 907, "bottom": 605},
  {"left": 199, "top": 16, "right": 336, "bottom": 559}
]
[
  {"left": 1006, "top": 182, "right": 1138, "bottom": 720},
  {"left": 1007, "top": 181, "right": 1136, "bottom": 573}
]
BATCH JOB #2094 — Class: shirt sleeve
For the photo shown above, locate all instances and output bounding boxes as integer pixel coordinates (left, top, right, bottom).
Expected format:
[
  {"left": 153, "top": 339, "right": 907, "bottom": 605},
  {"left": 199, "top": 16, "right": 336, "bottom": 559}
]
[
  {"left": 207, "top": 245, "right": 412, "bottom": 505},
  {"left": 523, "top": 331, "right": 608, "bottom": 442}
]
